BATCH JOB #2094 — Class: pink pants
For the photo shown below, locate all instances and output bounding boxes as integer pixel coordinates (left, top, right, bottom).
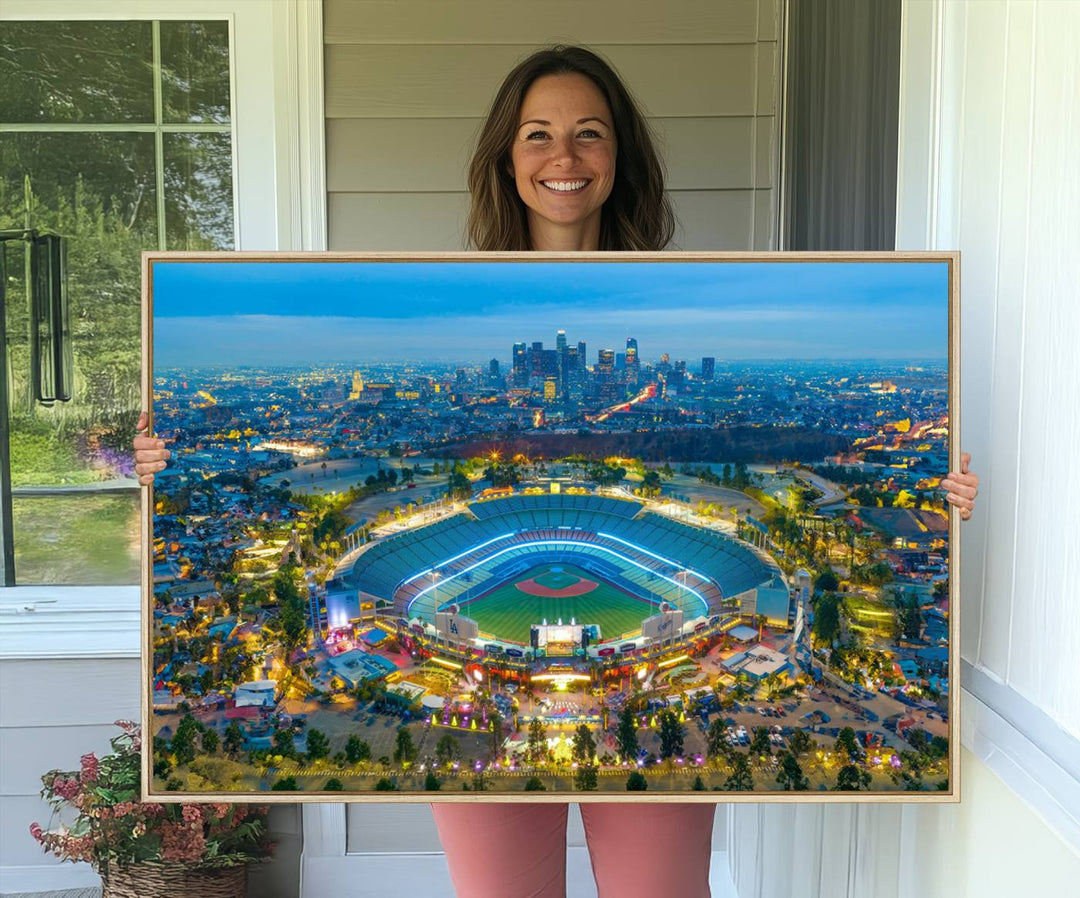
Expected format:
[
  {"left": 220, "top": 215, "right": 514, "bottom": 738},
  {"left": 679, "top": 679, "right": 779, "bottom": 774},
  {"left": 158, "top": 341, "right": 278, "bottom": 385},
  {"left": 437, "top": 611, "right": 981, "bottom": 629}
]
[{"left": 431, "top": 802, "right": 716, "bottom": 898}]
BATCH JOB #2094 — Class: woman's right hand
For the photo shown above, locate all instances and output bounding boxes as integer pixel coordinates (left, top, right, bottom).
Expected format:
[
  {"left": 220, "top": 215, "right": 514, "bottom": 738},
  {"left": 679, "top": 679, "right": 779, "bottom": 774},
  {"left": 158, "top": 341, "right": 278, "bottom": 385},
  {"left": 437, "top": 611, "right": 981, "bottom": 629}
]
[{"left": 133, "top": 411, "right": 170, "bottom": 486}]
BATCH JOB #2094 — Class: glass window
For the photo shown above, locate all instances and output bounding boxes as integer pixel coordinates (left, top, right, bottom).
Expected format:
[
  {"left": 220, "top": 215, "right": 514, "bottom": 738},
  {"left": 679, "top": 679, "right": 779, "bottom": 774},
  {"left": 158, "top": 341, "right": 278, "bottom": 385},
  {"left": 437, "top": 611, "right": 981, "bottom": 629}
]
[{"left": 0, "top": 19, "right": 234, "bottom": 585}]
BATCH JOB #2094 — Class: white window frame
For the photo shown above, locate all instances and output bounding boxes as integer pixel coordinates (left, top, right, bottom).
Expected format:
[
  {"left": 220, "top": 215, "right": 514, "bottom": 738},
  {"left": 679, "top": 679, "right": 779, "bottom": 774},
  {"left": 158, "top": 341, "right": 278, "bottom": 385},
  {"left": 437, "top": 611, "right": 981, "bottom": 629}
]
[{"left": 0, "top": 0, "right": 326, "bottom": 660}]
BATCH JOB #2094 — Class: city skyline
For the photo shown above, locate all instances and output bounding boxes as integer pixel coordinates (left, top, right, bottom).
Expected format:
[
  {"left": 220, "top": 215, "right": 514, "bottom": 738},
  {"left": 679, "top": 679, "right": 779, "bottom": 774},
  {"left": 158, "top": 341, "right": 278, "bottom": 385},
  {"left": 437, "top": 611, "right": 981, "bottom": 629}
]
[{"left": 152, "top": 261, "right": 950, "bottom": 366}]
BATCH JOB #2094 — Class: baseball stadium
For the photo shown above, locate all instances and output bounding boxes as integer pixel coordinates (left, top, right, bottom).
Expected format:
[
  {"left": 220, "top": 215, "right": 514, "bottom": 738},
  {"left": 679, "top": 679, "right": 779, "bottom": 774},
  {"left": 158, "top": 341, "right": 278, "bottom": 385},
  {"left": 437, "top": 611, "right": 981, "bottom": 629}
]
[{"left": 327, "top": 490, "right": 783, "bottom": 669}]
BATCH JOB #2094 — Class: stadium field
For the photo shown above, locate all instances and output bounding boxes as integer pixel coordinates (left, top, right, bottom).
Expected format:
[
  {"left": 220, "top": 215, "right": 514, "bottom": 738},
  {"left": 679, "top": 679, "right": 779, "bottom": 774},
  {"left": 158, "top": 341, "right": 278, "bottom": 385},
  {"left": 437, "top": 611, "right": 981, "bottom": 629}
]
[{"left": 458, "top": 563, "right": 657, "bottom": 644}]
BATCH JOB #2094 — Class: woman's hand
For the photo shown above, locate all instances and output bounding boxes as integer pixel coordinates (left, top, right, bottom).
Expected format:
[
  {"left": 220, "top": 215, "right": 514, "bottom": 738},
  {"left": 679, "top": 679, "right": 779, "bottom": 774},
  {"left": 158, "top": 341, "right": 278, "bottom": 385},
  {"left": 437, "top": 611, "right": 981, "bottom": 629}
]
[
  {"left": 941, "top": 451, "right": 979, "bottom": 521},
  {"left": 133, "top": 411, "right": 170, "bottom": 486}
]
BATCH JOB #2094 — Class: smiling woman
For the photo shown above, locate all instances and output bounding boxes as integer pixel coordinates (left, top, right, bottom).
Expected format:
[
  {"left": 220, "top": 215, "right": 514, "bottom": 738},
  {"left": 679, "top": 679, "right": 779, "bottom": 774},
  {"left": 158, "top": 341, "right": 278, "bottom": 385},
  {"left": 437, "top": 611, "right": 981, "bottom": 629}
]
[{"left": 466, "top": 45, "right": 674, "bottom": 252}]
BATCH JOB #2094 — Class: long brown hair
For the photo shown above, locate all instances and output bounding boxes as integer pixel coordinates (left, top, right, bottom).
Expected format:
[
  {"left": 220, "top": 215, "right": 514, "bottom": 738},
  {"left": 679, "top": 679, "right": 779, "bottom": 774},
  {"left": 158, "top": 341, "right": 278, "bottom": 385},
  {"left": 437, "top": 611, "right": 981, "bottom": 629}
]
[{"left": 466, "top": 45, "right": 675, "bottom": 252}]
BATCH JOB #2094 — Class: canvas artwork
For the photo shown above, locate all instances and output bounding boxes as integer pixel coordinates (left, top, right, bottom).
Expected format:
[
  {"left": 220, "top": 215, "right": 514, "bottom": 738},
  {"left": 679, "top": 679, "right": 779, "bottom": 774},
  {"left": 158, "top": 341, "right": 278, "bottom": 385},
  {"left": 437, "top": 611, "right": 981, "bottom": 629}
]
[{"left": 142, "top": 252, "right": 959, "bottom": 801}]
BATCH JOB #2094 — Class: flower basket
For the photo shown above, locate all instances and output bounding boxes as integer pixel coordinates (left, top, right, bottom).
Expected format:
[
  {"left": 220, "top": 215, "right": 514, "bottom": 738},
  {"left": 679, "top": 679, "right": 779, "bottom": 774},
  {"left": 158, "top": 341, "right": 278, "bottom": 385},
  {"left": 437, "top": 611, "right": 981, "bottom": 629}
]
[
  {"left": 101, "top": 861, "right": 247, "bottom": 898},
  {"left": 31, "top": 721, "right": 273, "bottom": 893}
]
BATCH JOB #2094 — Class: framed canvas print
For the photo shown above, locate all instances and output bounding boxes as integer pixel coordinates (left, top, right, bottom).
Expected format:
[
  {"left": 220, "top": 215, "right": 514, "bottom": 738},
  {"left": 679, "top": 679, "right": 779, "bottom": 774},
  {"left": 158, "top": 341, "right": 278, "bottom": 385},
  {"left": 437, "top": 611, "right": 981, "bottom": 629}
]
[{"left": 141, "top": 251, "right": 959, "bottom": 802}]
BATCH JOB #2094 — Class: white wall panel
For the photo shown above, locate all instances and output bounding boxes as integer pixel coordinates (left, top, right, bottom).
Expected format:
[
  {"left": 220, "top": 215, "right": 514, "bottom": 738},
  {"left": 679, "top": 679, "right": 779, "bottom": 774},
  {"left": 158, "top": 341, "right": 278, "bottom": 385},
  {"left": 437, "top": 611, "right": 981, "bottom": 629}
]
[{"left": 1004, "top": 2, "right": 1080, "bottom": 729}]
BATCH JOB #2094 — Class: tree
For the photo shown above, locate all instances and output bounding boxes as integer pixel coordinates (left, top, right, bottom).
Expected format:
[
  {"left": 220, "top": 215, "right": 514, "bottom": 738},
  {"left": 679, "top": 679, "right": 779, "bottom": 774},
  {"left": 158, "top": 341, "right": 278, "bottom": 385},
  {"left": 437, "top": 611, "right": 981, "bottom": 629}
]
[
  {"left": 626, "top": 771, "right": 648, "bottom": 791},
  {"left": 813, "top": 593, "right": 842, "bottom": 647},
  {"left": 527, "top": 718, "right": 548, "bottom": 763},
  {"left": 834, "top": 764, "right": 872, "bottom": 791},
  {"left": 723, "top": 754, "right": 754, "bottom": 791},
  {"left": 345, "top": 735, "right": 371, "bottom": 764},
  {"left": 907, "top": 728, "right": 929, "bottom": 753},
  {"left": 749, "top": 726, "right": 772, "bottom": 759},
  {"left": 814, "top": 569, "right": 839, "bottom": 593},
  {"left": 775, "top": 751, "right": 810, "bottom": 791},
  {"left": 706, "top": 718, "right": 730, "bottom": 763},
  {"left": 201, "top": 729, "right": 219, "bottom": 754},
  {"left": 323, "top": 778, "right": 344, "bottom": 791},
  {"left": 901, "top": 592, "right": 923, "bottom": 640},
  {"left": 224, "top": 721, "right": 244, "bottom": 757},
  {"left": 574, "top": 765, "right": 598, "bottom": 791},
  {"left": 424, "top": 771, "right": 442, "bottom": 791},
  {"left": 658, "top": 710, "right": 685, "bottom": 760},
  {"left": 306, "top": 728, "right": 330, "bottom": 761},
  {"left": 374, "top": 777, "right": 399, "bottom": 791},
  {"left": 393, "top": 727, "right": 417, "bottom": 766},
  {"left": 571, "top": 724, "right": 596, "bottom": 765},
  {"left": 524, "top": 775, "right": 547, "bottom": 791},
  {"left": 436, "top": 732, "right": 461, "bottom": 767},
  {"left": 692, "top": 775, "right": 706, "bottom": 791},
  {"left": 616, "top": 706, "right": 640, "bottom": 762},
  {"left": 272, "top": 776, "right": 299, "bottom": 791},
  {"left": 272, "top": 727, "right": 298, "bottom": 760},
  {"left": 835, "top": 726, "right": 860, "bottom": 760},
  {"left": 787, "top": 729, "right": 814, "bottom": 759},
  {"left": 171, "top": 714, "right": 200, "bottom": 766}
]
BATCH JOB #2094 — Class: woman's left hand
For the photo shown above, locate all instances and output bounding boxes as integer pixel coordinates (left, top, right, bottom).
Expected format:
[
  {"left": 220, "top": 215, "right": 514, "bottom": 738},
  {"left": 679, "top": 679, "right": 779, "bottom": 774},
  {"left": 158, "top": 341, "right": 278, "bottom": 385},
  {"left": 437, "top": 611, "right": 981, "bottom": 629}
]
[{"left": 941, "top": 451, "right": 979, "bottom": 521}]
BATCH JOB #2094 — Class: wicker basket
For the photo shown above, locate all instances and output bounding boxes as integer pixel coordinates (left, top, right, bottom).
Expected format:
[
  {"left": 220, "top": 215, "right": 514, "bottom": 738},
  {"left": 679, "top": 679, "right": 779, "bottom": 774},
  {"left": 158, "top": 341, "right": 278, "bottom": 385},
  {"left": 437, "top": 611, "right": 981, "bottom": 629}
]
[{"left": 100, "top": 862, "right": 247, "bottom": 898}]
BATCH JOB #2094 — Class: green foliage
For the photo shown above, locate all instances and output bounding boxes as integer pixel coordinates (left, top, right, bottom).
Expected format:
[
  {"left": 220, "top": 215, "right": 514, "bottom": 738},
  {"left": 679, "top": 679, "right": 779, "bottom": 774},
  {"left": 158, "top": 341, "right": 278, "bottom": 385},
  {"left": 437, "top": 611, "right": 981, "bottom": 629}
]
[
  {"left": 749, "top": 726, "right": 772, "bottom": 758},
  {"left": 775, "top": 751, "right": 809, "bottom": 791},
  {"left": 834, "top": 764, "right": 872, "bottom": 791},
  {"left": 626, "top": 771, "right": 648, "bottom": 791},
  {"left": 835, "top": 727, "right": 860, "bottom": 760},
  {"left": 706, "top": 718, "right": 730, "bottom": 761},
  {"left": 573, "top": 765, "right": 598, "bottom": 791},
  {"left": 523, "top": 775, "right": 547, "bottom": 791},
  {"left": 373, "top": 778, "right": 399, "bottom": 791},
  {"left": 271, "top": 776, "right": 299, "bottom": 791},
  {"left": 787, "top": 729, "right": 814, "bottom": 758},
  {"left": 813, "top": 569, "right": 839, "bottom": 593},
  {"left": 323, "top": 778, "right": 344, "bottom": 791},
  {"left": 271, "top": 728, "right": 298, "bottom": 761},
  {"left": 345, "top": 735, "right": 371, "bottom": 764},
  {"left": 200, "top": 729, "right": 219, "bottom": 754},
  {"left": 723, "top": 754, "right": 754, "bottom": 791},
  {"left": 571, "top": 724, "right": 596, "bottom": 765},
  {"left": 691, "top": 774, "right": 706, "bottom": 791},
  {"left": 658, "top": 710, "right": 685, "bottom": 760},
  {"left": 424, "top": 771, "right": 442, "bottom": 791},
  {"left": 393, "top": 727, "right": 417, "bottom": 765},
  {"left": 616, "top": 706, "right": 640, "bottom": 761},
  {"left": 435, "top": 733, "right": 461, "bottom": 767},
  {"left": 813, "top": 593, "right": 843, "bottom": 647},
  {"left": 305, "top": 728, "right": 330, "bottom": 761}
]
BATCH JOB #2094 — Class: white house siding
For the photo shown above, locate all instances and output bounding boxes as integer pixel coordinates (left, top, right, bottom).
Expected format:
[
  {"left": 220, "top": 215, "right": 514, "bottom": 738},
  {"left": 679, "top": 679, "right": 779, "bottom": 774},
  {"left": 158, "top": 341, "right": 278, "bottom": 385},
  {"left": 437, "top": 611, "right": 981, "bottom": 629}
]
[{"left": 324, "top": 0, "right": 782, "bottom": 251}]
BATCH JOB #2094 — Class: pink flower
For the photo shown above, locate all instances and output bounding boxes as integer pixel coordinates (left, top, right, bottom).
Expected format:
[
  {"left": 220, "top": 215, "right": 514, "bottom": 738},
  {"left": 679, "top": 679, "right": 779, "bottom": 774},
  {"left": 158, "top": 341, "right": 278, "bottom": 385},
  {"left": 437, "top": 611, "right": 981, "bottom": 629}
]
[
  {"left": 160, "top": 821, "right": 206, "bottom": 863},
  {"left": 52, "top": 777, "right": 80, "bottom": 801},
  {"left": 181, "top": 805, "right": 202, "bottom": 824},
  {"left": 80, "top": 753, "right": 100, "bottom": 782},
  {"left": 29, "top": 822, "right": 43, "bottom": 842}
]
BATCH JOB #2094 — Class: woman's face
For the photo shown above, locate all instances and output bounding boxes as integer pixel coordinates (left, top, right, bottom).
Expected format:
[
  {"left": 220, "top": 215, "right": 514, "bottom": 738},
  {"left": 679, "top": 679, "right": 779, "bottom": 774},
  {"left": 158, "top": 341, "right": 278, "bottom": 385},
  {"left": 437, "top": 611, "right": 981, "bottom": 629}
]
[{"left": 508, "top": 73, "right": 617, "bottom": 241}]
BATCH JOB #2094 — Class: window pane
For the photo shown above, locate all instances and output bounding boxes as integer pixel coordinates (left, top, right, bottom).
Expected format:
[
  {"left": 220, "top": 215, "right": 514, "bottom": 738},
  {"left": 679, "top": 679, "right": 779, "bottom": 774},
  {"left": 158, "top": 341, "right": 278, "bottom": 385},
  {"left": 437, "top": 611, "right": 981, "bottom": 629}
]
[
  {"left": 164, "top": 133, "right": 235, "bottom": 250},
  {"left": 12, "top": 493, "right": 140, "bottom": 585},
  {"left": 160, "top": 20, "right": 232, "bottom": 124},
  {"left": 0, "top": 21, "right": 154, "bottom": 124},
  {"left": 2, "top": 132, "right": 155, "bottom": 487}
]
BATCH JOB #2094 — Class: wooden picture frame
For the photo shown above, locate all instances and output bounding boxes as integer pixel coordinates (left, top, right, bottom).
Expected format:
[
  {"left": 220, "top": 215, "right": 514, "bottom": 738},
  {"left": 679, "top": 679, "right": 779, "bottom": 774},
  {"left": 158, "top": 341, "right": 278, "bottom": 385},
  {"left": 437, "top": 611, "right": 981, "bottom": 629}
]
[{"left": 141, "top": 250, "right": 960, "bottom": 803}]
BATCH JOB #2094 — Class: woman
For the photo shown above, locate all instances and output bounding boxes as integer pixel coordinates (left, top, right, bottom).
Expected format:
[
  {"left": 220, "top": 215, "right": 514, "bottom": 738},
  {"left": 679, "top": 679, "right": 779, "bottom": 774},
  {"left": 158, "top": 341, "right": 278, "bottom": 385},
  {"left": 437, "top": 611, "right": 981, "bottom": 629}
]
[{"left": 135, "top": 45, "right": 979, "bottom": 898}]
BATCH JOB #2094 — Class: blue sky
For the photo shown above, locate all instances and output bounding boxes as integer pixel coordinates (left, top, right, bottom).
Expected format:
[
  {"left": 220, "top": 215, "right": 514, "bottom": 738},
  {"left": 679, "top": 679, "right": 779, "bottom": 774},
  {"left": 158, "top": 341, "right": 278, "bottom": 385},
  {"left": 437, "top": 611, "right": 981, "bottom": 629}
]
[{"left": 152, "top": 260, "right": 949, "bottom": 366}]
